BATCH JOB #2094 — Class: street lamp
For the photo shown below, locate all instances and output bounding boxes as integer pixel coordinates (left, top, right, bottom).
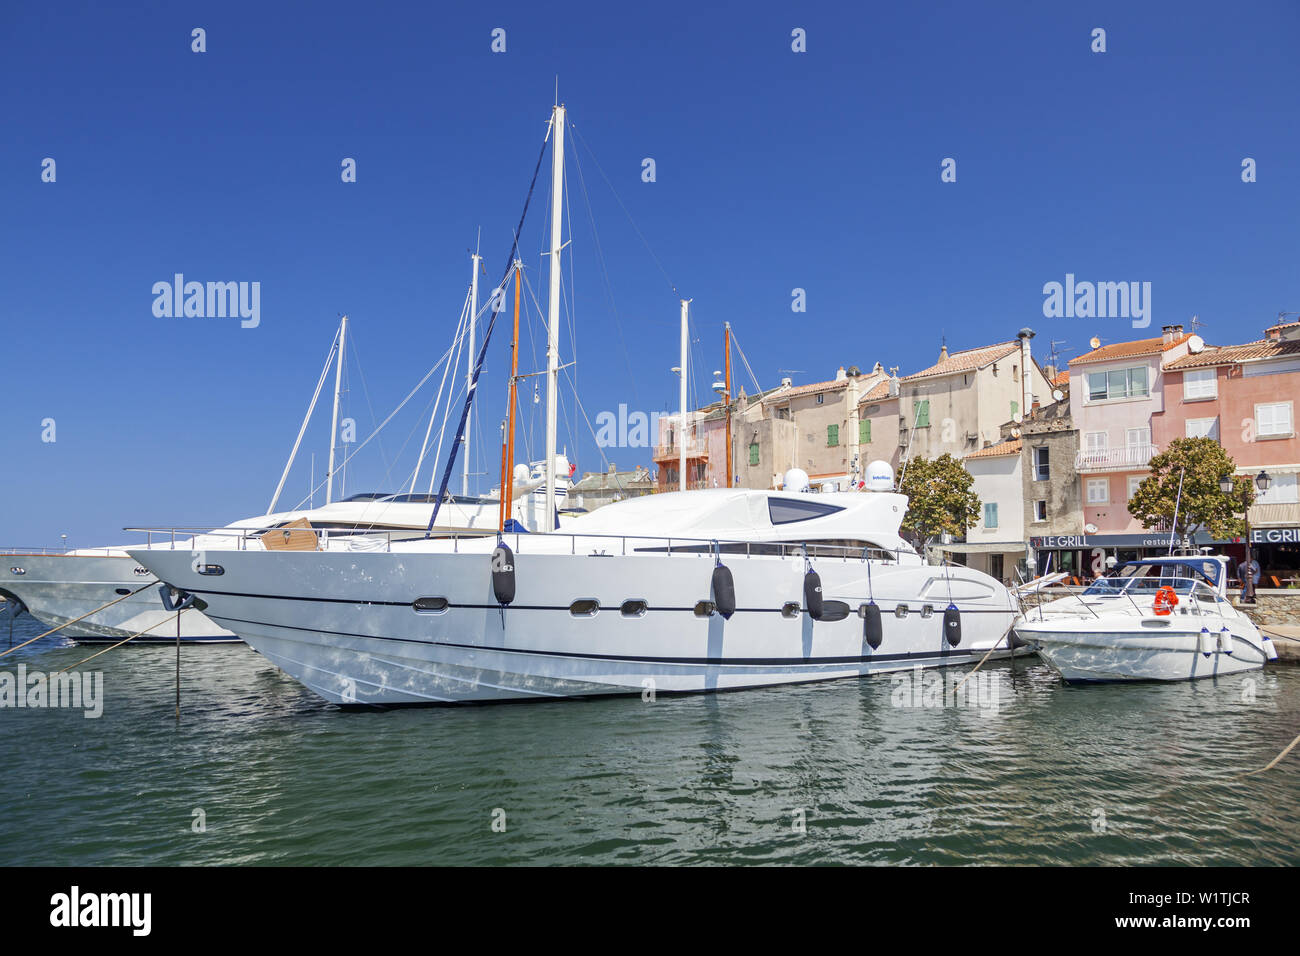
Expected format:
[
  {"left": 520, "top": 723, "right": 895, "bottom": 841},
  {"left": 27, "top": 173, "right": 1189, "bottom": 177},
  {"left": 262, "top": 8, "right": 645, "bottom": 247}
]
[{"left": 1221, "top": 470, "right": 1271, "bottom": 602}]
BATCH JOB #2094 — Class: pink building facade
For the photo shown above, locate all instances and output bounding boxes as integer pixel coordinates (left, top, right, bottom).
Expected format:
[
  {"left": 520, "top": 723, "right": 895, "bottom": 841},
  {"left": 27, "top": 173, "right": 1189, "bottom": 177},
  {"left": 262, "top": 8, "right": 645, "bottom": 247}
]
[
  {"left": 1156, "top": 319, "right": 1300, "bottom": 579},
  {"left": 1066, "top": 326, "right": 1193, "bottom": 554}
]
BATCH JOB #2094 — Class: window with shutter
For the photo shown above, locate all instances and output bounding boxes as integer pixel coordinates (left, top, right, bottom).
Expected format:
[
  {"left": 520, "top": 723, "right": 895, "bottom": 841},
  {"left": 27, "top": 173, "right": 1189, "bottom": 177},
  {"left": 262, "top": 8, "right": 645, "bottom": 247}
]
[
  {"left": 1010, "top": 400, "right": 1019, "bottom": 420},
  {"left": 827, "top": 424, "right": 839, "bottom": 446},
  {"left": 859, "top": 419, "right": 870, "bottom": 444},
  {"left": 748, "top": 443, "right": 759, "bottom": 466},
  {"left": 914, "top": 400, "right": 930, "bottom": 428},
  {"left": 984, "top": 503, "right": 998, "bottom": 529}
]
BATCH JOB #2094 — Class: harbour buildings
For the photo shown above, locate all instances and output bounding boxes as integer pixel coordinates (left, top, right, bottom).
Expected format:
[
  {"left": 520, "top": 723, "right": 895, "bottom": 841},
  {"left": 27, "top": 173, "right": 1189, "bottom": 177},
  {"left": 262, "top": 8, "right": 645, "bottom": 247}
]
[{"left": 1156, "top": 318, "right": 1300, "bottom": 582}]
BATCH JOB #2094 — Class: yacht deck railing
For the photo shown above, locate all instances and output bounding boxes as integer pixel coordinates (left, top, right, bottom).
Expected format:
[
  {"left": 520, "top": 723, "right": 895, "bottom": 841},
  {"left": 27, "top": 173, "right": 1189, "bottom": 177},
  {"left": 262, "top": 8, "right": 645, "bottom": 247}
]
[{"left": 121, "top": 525, "right": 915, "bottom": 565}]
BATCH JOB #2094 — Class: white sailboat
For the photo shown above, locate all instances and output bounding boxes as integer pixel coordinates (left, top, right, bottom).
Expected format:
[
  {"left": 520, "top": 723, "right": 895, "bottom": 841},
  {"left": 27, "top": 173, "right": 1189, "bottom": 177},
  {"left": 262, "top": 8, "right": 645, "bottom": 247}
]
[
  {"left": 1014, "top": 555, "right": 1276, "bottom": 683},
  {"left": 1, "top": 295, "right": 536, "bottom": 644},
  {"left": 129, "top": 102, "right": 1022, "bottom": 702}
]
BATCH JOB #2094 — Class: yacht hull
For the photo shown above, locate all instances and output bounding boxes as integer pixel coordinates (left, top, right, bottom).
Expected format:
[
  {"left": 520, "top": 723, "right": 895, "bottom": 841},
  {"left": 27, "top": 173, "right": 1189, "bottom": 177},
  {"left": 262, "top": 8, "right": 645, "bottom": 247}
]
[
  {"left": 0, "top": 554, "right": 239, "bottom": 643},
  {"left": 131, "top": 547, "right": 1023, "bottom": 705},
  {"left": 1019, "top": 623, "right": 1268, "bottom": 683}
]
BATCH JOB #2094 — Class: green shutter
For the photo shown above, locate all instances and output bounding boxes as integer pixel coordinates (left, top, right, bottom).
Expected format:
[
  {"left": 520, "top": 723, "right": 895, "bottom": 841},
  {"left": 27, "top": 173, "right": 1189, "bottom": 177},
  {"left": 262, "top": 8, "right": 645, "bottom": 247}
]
[
  {"left": 748, "top": 442, "right": 759, "bottom": 466},
  {"left": 827, "top": 424, "right": 839, "bottom": 446},
  {"left": 1010, "top": 400, "right": 1019, "bottom": 419},
  {"left": 915, "top": 400, "right": 930, "bottom": 428},
  {"left": 859, "top": 419, "right": 871, "bottom": 444}
]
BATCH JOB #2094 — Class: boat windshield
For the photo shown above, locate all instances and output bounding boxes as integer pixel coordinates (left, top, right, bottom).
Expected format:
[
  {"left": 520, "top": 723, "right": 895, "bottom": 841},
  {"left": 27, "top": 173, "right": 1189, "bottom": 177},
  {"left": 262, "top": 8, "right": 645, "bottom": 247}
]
[{"left": 1083, "top": 559, "right": 1223, "bottom": 597}]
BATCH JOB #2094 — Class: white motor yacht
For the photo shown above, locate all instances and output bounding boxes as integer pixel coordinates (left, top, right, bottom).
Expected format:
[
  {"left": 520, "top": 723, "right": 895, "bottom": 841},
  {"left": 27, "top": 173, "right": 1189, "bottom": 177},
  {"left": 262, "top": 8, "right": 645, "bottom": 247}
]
[
  {"left": 0, "top": 490, "right": 529, "bottom": 644},
  {"left": 1014, "top": 555, "right": 1276, "bottom": 683},
  {"left": 129, "top": 480, "right": 1024, "bottom": 704}
]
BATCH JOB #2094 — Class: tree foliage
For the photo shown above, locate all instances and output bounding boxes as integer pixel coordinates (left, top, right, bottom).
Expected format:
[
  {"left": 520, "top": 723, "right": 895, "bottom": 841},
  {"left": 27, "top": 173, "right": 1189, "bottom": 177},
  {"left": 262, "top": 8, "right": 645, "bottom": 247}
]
[
  {"left": 1127, "top": 437, "right": 1253, "bottom": 541},
  {"left": 899, "top": 454, "right": 982, "bottom": 552}
]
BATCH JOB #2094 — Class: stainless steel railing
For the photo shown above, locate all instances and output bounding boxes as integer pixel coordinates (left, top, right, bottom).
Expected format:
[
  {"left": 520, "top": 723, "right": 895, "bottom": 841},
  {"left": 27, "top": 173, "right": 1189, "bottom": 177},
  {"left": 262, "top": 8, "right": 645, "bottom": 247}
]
[{"left": 120, "top": 525, "right": 918, "bottom": 565}]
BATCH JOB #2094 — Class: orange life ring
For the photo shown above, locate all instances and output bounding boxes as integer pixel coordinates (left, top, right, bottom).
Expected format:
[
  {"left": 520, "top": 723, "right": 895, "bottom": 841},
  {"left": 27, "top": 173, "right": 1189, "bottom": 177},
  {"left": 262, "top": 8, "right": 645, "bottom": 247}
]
[{"left": 1153, "top": 586, "right": 1179, "bottom": 616}]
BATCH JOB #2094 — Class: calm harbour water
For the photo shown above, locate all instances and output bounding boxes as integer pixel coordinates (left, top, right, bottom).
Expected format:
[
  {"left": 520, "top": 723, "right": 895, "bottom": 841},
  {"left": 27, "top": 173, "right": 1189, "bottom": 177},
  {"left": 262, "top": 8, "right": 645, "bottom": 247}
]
[{"left": 1, "top": 614, "right": 1297, "bottom": 866}]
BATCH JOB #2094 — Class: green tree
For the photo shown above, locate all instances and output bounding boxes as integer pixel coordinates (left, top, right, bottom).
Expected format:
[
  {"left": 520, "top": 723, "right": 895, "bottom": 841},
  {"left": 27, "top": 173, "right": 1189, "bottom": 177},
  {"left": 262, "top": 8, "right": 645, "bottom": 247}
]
[
  {"left": 1127, "top": 437, "right": 1253, "bottom": 541},
  {"left": 898, "top": 454, "right": 982, "bottom": 556}
]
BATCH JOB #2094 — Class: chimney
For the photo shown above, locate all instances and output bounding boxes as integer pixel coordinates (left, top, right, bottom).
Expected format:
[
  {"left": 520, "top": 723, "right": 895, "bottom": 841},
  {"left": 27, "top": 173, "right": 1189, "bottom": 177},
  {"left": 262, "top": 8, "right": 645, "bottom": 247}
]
[
  {"left": 1161, "top": 324, "right": 1184, "bottom": 345},
  {"left": 780, "top": 377, "right": 792, "bottom": 388},
  {"left": 835, "top": 366, "right": 847, "bottom": 381},
  {"left": 1017, "top": 328, "right": 1035, "bottom": 419}
]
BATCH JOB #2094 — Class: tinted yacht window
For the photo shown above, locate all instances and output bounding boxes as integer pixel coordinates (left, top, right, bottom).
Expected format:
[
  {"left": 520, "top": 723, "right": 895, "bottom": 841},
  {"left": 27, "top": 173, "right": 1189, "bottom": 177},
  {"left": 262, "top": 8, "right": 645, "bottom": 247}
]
[{"left": 768, "top": 498, "right": 844, "bottom": 525}]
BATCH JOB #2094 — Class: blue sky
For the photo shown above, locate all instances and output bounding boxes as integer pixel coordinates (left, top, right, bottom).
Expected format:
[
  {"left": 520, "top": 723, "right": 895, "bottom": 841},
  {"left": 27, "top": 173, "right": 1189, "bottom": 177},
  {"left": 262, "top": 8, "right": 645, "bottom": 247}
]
[{"left": 3, "top": 1, "right": 1298, "bottom": 545}]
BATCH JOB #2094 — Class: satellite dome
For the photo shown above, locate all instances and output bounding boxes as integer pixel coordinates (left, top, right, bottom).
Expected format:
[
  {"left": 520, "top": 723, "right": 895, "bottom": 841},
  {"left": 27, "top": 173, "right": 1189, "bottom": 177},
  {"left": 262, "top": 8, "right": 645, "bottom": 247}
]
[
  {"left": 782, "top": 468, "right": 810, "bottom": 493},
  {"left": 864, "top": 460, "right": 894, "bottom": 492}
]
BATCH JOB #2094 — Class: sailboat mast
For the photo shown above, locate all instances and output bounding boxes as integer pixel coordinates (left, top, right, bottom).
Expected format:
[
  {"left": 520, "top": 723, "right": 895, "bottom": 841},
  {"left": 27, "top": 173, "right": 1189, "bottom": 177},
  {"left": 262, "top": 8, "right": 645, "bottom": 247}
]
[
  {"left": 543, "top": 104, "right": 566, "bottom": 531},
  {"left": 326, "top": 314, "right": 348, "bottom": 504},
  {"left": 500, "top": 263, "right": 522, "bottom": 533},
  {"left": 463, "top": 252, "right": 481, "bottom": 497},
  {"left": 724, "top": 321, "right": 732, "bottom": 489},
  {"left": 679, "top": 298, "right": 688, "bottom": 492}
]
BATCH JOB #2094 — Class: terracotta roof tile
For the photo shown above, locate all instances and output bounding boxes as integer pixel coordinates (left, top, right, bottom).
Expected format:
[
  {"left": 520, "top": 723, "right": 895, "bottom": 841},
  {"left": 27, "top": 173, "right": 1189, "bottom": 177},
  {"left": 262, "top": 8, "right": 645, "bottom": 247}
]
[
  {"left": 964, "top": 439, "right": 1023, "bottom": 460},
  {"left": 1068, "top": 334, "right": 1192, "bottom": 366},
  {"left": 1051, "top": 369, "right": 1070, "bottom": 387},
  {"left": 765, "top": 373, "right": 884, "bottom": 403},
  {"left": 857, "top": 379, "right": 896, "bottom": 403},
  {"left": 902, "top": 341, "right": 1019, "bottom": 381},
  {"left": 1166, "top": 338, "right": 1300, "bottom": 369}
]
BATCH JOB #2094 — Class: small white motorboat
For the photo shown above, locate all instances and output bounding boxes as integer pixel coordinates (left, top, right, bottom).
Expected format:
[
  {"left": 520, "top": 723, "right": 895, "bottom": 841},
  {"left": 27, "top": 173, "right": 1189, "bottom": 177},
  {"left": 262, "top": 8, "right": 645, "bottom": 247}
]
[{"left": 1014, "top": 555, "right": 1277, "bottom": 683}]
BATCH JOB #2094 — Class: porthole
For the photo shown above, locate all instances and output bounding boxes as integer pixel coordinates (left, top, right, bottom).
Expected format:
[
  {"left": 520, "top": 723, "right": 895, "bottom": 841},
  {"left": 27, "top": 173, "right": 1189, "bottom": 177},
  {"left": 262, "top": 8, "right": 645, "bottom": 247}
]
[
  {"left": 620, "top": 599, "right": 648, "bottom": 618},
  {"left": 895, "top": 604, "right": 909, "bottom": 619},
  {"left": 570, "top": 599, "right": 600, "bottom": 617},
  {"left": 114, "top": 588, "right": 131, "bottom": 596},
  {"left": 781, "top": 602, "right": 801, "bottom": 618},
  {"left": 195, "top": 564, "right": 225, "bottom": 576},
  {"left": 412, "top": 597, "right": 449, "bottom": 613},
  {"left": 920, "top": 604, "right": 934, "bottom": 619},
  {"left": 9, "top": 568, "right": 25, "bottom": 576},
  {"left": 694, "top": 600, "right": 716, "bottom": 617}
]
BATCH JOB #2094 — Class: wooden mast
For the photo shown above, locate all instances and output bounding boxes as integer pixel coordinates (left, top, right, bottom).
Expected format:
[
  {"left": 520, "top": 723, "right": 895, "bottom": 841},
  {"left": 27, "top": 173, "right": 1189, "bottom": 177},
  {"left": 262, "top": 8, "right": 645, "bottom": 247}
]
[
  {"left": 724, "top": 322, "right": 733, "bottom": 488},
  {"left": 499, "top": 263, "right": 523, "bottom": 533}
]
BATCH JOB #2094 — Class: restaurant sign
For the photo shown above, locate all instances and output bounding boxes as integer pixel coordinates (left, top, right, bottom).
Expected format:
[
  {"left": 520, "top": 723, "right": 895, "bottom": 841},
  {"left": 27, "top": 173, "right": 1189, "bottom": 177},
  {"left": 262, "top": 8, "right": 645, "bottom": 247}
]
[
  {"left": 1031, "top": 527, "right": 1300, "bottom": 549},
  {"left": 1251, "top": 526, "right": 1300, "bottom": 544}
]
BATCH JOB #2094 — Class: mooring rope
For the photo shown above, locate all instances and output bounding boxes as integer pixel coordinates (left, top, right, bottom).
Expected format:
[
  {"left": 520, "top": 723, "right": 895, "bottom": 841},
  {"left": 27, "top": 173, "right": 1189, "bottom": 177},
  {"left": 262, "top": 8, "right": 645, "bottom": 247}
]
[
  {"left": 0, "top": 581, "right": 156, "bottom": 660},
  {"left": 952, "top": 633, "right": 1009, "bottom": 693},
  {"left": 1243, "top": 728, "right": 1300, "bottom": 777},
  {"left": 50, "top": 612, "right": 183, "bottom": 676}
]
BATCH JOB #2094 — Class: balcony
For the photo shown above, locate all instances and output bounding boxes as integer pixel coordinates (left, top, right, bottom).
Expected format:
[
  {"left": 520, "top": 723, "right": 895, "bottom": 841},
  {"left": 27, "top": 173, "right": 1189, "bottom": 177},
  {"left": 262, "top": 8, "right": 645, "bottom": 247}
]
[
  {"left": 652, "top": 443, "right": 709, "bottom": 463},
  {"left": 1074, "top": 443, "right": 1157, "bottom": 473}
]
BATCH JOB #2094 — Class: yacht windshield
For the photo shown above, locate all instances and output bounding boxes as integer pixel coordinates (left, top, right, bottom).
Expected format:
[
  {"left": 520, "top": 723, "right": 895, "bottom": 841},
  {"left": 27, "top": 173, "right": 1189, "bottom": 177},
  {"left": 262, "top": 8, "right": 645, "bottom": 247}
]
[{"left": 1084, "top": 559, "right": 1222, "bottom": 596}]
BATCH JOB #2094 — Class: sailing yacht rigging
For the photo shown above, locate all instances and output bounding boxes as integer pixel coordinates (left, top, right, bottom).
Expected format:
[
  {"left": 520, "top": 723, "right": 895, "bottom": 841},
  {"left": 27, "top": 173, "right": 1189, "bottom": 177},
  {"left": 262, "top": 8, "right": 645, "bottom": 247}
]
[{"left": 0, "top": 299, "right": 540, "bottom": 644}]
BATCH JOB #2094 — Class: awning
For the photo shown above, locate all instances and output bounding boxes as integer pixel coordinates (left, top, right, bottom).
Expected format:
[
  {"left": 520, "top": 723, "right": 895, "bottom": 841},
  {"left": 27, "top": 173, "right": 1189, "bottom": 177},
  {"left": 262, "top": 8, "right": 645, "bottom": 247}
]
[{"left": 933, "top": 541, "right": 1027, "bottom": 554}]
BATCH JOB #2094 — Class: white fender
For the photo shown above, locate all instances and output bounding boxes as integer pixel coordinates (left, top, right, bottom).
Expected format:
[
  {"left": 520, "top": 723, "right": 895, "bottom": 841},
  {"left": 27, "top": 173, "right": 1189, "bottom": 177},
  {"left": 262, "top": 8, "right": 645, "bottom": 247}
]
[
  {"left": 1198, "top": 627, "right": 1213, "bottom": 658},
  {"left": 1218, "top": 627, "right": 1234, "bottom": 655}
]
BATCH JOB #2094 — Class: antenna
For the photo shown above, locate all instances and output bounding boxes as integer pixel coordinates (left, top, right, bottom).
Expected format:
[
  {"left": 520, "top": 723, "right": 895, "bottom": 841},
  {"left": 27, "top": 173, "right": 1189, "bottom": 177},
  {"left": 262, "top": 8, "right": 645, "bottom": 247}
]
[
  {"left": 1048, "top": 338, "right": 1073, "bottom": 368},
  {"left": 1190, "top": 314, "right": 1208, "bottom": 333}
]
